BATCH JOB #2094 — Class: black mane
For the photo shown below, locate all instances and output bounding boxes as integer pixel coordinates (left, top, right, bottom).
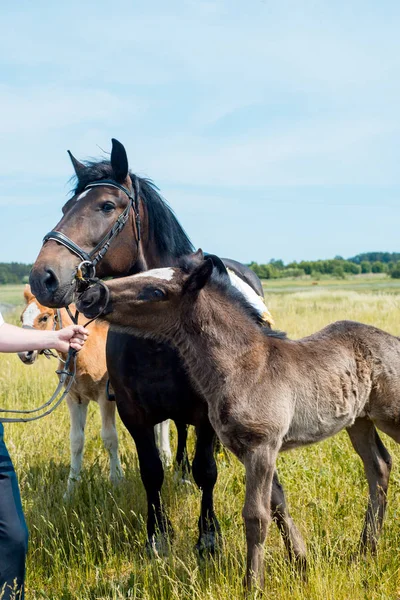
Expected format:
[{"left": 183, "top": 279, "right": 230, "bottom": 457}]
[
  {"left": 72, "top": 160, "right": 194, "bottom": 259},
  {"left": 179, "top": 256, "right": 287, "bottom": 339}
]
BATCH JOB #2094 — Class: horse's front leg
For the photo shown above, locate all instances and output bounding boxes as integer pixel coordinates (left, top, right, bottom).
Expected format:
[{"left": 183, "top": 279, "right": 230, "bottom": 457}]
[
  {"left": 243, "top": 443, "right": 279, "bottom": 590},
  {"left": 132, "top": 425, "right": 173, "bottom": 555},
  {"left": 271, "top": 471, "right": 307, "bottom": 567},
  {"left": 98, "top": 392, "right": 124, "bottom": 484},
  {"left": 192, "top": 420, "right": 220, "bottom": 555},
  {"left": 154, "top": 420, "right": 173, "bottom": 466},
  {"left": 64, "top": 395, "right": 89, "bottom": 500}
]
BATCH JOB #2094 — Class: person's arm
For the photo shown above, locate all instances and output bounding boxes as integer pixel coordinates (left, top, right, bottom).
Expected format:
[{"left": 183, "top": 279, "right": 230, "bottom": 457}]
[{"left": 0, "top": 322, "right": 89, "bottom": 354}]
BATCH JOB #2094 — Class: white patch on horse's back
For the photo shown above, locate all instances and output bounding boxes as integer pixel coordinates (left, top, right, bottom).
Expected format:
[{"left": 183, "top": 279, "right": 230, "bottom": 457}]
[
  {"left": 22, "top": 302, "right": 41, "bottom": 327},
  {"left": 227, "top": 269, "right": 274, "bottom": 325},
  {"left": 76, "top": 189, "right": 91, "bottom": 201},
  {"left": 134, "top": 268, "right": 175, "bottom": 282}
]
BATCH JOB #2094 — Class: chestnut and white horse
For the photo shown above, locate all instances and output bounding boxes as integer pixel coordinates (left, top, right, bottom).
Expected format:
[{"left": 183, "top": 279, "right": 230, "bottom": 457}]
[{"left": 19, "top": 286, "right": 172, "bottom": 498}]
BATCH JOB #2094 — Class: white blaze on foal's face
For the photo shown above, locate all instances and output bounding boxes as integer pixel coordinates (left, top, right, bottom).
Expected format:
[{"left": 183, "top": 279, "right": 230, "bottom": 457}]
[
  {"left": 22, "top": 302, "right": 41, "bottom": 327},
  {"left": 133, "top": 268, "right": 175, "bottom": 282}
]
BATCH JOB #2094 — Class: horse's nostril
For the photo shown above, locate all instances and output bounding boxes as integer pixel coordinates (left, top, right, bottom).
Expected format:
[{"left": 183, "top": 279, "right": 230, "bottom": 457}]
[
  {"left": 44, "top": 268, "right": 59, "bottom": 294},
  {"left": 84, "top": 290, "right": 99, "bottom": 307},
  {"left": 77, "top": 288, "right": 102, "bottom": 315}
]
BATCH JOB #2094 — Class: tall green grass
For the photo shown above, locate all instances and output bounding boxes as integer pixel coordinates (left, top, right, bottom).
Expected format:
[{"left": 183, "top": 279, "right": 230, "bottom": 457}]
[{"left": 0, "top": 289, "right": 400, "bottom": 598}]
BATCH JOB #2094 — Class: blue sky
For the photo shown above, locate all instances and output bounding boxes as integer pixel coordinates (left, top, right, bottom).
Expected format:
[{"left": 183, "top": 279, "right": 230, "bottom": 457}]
[{"left": 1, "top": 0, "right": 400, "bottom": 264}]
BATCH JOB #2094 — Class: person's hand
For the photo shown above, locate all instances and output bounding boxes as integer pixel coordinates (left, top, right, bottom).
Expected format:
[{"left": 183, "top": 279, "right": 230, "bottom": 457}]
[{"left": 54, "top": 325, "right": 89, "bottom": 353}]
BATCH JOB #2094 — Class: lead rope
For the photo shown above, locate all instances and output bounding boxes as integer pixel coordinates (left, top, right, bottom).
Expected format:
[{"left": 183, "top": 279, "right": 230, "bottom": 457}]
[
  {"left": 0, "top": 280, "right": 110, "bottom": 424},
  {"left": 0, "top": 350, "right": 77, "bottom": 423}
]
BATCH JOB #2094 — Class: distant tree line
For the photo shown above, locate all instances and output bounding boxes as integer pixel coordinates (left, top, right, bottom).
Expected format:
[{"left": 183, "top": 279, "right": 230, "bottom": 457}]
[
  {"left": 0, "top": 263, "right": 32, "bottom": 284},
  {"left": 2, "top": 253, "right": 400, "bottom": 284},
  {"left": 249, "top": 252, "right": 400, "bottom": 280}
]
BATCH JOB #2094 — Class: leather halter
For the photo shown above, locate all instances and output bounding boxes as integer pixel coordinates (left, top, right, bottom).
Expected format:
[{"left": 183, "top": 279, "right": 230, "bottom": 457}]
[{"left": 42, "top": 178, "right": 141, "bottom": 272}]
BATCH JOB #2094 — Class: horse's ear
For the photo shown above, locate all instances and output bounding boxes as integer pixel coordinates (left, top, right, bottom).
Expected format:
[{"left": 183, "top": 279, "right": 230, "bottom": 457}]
[
  {"left": 67, "top": 150, "right": 85, "bottom": 178},
  {"left": 111, "top": 138, "right": 129, "bottom": 183},
  {"left": 23, "top": 284, "right": 34, "bottom": 304},
  {"left": 191, "top": 249, "right": 204, "bottom": 262},
  {"left": 183, "top": 258, "right": 213, "bottom": 296}
]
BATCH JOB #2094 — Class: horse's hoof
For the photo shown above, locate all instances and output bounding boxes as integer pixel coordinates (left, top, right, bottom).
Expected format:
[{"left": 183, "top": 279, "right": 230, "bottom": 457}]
[
  {"left": 110, "top": 471, "right": 124, "bottom": 486},
  {"left": 173, "top": 471, "right": 192, "bottom": 486},
  {"left": 195, "top": 531, "right": 219, "bottom": 557},
  {"left": 145, "top": 534, "right": 171, "bottom": 558}
]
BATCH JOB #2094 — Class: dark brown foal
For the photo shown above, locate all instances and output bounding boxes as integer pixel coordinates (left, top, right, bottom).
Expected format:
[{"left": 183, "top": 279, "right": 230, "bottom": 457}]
[{"left": 77, "top": 254, "right": 399, "bottom": 589}]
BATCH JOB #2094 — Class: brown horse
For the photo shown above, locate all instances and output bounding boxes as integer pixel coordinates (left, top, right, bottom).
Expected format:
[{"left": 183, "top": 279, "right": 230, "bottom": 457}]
[
  {"left": 77, "top": 253, "right": 399, "bottom": 590},
  {"left": 29, "top": 139, "right": 298, "bottom": 560}
]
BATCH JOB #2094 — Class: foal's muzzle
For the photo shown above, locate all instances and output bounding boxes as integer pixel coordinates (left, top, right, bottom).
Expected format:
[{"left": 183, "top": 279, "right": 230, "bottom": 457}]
[{"left": 76, "top": 284, "right": 111, "bottom": 320}]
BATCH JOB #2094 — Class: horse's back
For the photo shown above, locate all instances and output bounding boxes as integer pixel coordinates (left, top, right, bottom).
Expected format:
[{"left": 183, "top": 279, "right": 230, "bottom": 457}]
[
  {"left": 221, "top": 258, "right": 264, "bottom": 297},
  {"left": 298, "top": 320, "right": 400, "bottom": 428}
]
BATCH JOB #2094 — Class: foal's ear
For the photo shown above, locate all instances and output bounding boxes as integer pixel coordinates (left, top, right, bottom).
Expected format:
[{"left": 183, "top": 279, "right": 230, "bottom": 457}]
[
  {"left": 111, "top": 138, "right": 129, "bottom": 183},
  {"left": 23, "top": 284, "right": 34, "bottom": 304},
  {"left": 183, "top": 258, "right": 213, "bottom": 295},
  {"left": 67, "top": 151, "right": 85, "bottom": 178}
]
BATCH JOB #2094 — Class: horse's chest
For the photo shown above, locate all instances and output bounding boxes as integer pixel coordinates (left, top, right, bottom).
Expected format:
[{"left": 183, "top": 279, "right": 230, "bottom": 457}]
[{"left": 106, "top": 332, "right": 207, "bottom": 424}]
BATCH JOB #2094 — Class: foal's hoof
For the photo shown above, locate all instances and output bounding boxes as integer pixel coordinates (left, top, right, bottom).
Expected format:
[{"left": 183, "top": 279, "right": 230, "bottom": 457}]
[
  {"left": 195, "top": 531, "right": 219, "bottom": 557},
  {"left": 145, "top": 534, "right": 171, "bottom": 558}
]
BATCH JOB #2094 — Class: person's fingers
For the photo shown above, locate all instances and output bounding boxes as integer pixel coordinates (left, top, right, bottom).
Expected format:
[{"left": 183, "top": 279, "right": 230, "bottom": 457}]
[
  {"left": 70, "top": 332, "right": 88, "bottom": 341},
  {"left": 70, "top": 336, "right": 86, "bottom": 346},
  {"left": 70, "top": 341, "right": 83, "bottom": 351},
  {"left": 73, "top": 325, "right": 89, "bottom": 336}
]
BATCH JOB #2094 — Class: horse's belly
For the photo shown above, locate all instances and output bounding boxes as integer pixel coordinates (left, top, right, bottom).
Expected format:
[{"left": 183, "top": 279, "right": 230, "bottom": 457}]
[{"left": 281, "top": 404, "right": 361, "bottom": 451}]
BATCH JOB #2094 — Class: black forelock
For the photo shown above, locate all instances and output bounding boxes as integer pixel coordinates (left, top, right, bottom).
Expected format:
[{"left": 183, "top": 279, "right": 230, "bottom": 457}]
[
  {"left": 178, "top": 256, "right": 286, "bottom": 339},
  {"left": 70, "top": 160, "right": 194, "bottom": 259}
]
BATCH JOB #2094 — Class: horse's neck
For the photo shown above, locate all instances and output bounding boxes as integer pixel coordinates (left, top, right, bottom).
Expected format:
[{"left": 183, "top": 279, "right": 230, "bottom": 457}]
[
  {"left": 132, "top": 202, "right": 191, "bottom": 271},
  {"left": 171, "top": 293, "right": 266, "bottom": 402}
]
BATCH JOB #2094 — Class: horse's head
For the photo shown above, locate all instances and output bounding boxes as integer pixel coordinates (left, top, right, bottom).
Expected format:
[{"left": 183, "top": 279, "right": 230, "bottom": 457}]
[
  {"left": 76, "top": 250, "right": 215, "bottom": 338},
  {"left": 30, "top": 139, "right": 142, "bottom": 307},
  {"left": 18, "top": 285, "right": 56, "bottom": 364}
]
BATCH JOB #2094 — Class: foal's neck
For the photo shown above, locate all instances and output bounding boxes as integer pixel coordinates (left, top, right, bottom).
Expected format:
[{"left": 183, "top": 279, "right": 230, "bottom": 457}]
[{"left": 171, "top": 289, "right": 266, "bottom": 401}]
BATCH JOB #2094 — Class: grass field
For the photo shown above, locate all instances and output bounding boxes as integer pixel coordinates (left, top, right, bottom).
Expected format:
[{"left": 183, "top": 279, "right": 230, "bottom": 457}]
[{"left": 1, "top": 280, "right": 400, "bottom": 599}]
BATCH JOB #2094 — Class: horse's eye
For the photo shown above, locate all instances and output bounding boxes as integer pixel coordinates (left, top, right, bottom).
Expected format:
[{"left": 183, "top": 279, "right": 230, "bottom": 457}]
[
  {"left": 137, "top": 287, "right": 166, "bottom": 301},
  {"left": 40, "top": 315, "right": 49, "bottom": 323},
  {"left": 102, "top": 202, "right": 115, "bottom": 213}
]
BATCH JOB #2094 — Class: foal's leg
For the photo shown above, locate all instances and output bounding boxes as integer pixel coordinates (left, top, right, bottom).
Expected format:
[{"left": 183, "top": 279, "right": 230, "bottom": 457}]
[
  {"left": 154, "top": 420, "right": 173, "bottom": 466},
  {"left": 98, "top": 394, "right": 124, "bottom": 484},
  {"left": 131, "top": 425, "right": 173, "bottom": 555},
  {"left": 243, "top": 443, "right": 279, "bottom": 590},
  {"left": 192, "top": 420, "right": 220, "bottom": 555},
  {"left": 271, "top": 471, "right": 307, "bottom": 566},
  {"left": 347, "top": 417, "right": 392, "bottom": 553},
  {"left": 65, "top": 395, "right": 89, "bottom": 500}
]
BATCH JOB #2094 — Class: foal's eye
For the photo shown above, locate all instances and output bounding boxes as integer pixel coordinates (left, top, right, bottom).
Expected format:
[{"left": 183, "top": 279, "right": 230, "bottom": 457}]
[
  {"left": 39, "top": 315, "right": 49, "bottom": 323},
  {"left": 137, "top": 287, "right": 166, "bottom": 301},
  {"left": 101, "top": 202, "right": 116, "bottom": 213}
]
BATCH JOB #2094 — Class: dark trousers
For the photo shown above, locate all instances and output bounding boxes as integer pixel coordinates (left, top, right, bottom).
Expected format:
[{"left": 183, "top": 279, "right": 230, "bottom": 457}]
[{"left": 0, "top": 426, "right": 28, "bottom": 600}]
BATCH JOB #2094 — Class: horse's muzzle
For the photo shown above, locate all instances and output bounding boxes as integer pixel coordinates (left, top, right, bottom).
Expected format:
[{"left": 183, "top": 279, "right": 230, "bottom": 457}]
[
  {"left": 76, "top": 284, "right": 110, "bottom": 320},
  {"left": 18, "top": 350, "right": 38, "bottom": 365}
]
